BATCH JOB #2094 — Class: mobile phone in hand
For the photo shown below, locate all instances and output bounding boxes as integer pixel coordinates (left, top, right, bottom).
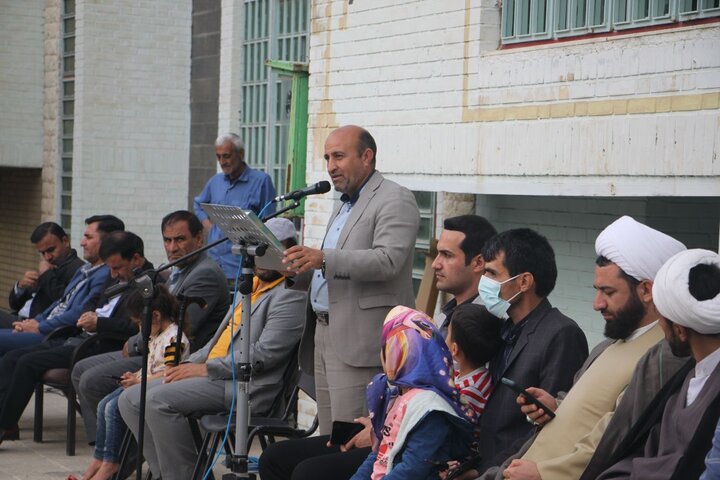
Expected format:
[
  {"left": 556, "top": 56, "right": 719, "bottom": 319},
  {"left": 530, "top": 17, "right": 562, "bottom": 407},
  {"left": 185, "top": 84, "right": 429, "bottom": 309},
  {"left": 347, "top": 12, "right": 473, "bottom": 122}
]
[
  {"left": 500, "top": 377, "right": 556, "bottom": 419},
  {"left": 329, "top": 420, "right": 365, "bottom": 446}
]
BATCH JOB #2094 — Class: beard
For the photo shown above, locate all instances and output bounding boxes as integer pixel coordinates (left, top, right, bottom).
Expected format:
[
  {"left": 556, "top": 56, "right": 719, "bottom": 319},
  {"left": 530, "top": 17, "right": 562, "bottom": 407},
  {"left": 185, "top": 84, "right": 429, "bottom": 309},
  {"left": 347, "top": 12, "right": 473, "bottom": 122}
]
[
  {"left": 666, "top": 330, "right": 692, "bottom": 357},
  {"left": 604, "top": 291, "right": 646, "bottom": 340},
  {"left": 255, "top": 269, "right": 282, "bottom": 283}
]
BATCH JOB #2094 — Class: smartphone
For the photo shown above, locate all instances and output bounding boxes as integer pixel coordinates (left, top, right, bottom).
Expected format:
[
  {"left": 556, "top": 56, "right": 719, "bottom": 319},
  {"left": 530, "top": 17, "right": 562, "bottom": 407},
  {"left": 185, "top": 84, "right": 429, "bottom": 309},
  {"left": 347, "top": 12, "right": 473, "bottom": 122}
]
[
  {"left": 329, "top": 420, "right": 365, "bottom": 446},
  {"left": 500, "top": 377, "right": 556, "bottom": 419},
  {"left": 446, "top": 458, "right": 478, "bottom": 480}
]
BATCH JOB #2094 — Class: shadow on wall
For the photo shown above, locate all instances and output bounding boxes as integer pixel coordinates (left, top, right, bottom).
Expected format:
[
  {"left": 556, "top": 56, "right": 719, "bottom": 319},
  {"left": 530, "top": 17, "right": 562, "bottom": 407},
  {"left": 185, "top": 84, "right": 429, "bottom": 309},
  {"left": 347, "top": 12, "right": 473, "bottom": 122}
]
[{"left": 0, "top": 167, "right": 43, "bottom": 311}]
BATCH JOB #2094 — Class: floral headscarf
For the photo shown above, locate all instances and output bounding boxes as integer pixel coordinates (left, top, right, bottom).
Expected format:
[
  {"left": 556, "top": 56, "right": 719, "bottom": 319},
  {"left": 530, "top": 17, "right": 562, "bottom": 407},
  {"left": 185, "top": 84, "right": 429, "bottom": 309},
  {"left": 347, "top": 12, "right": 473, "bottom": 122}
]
[{"left": 366, "top": 306, "right": 473, "bottom": 443}]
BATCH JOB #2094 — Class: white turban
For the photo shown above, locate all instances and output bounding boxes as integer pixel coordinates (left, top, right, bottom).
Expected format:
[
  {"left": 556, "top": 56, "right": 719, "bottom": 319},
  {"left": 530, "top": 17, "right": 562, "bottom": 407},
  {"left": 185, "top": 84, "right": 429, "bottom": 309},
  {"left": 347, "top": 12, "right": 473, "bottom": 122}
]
[
  {"left": 653, "top": 249, "right": 720, "bottom": 335},
  {"left": 595, "top": 216, "right": 686, "bottom": 281}
]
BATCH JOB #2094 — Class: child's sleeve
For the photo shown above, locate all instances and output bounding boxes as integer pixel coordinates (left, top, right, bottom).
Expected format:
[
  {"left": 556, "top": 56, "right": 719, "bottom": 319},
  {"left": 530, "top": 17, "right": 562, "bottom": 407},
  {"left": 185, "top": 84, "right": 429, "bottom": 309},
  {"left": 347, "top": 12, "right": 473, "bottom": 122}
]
[
  {"left": 349, "top": 451, "right": 377, "bottom": 480},
  {"left": 384, "top": 412, "right": 452, "bottom": 480}
]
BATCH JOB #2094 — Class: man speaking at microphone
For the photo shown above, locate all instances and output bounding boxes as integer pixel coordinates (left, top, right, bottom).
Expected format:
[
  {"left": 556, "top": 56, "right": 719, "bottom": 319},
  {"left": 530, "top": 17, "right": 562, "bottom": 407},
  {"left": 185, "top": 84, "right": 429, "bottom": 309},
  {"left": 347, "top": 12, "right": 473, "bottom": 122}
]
[{"left": 280, "top": 125, "right": 419, "bottom": 436}]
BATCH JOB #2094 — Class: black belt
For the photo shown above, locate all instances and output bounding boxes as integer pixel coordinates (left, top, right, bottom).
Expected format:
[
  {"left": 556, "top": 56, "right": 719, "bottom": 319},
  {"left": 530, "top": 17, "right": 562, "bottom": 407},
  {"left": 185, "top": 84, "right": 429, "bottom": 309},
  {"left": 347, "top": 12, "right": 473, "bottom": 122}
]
[{"left": 316, "top": 311, "right": 329, "bottom": 325}]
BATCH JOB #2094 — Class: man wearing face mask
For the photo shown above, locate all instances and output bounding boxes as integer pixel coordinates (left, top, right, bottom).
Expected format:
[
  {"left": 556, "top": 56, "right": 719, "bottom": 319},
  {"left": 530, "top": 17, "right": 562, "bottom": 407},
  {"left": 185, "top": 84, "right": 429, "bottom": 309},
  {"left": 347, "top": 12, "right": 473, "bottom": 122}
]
[{"left": 473, "top": 228, "right": 588, "bottom": 473}]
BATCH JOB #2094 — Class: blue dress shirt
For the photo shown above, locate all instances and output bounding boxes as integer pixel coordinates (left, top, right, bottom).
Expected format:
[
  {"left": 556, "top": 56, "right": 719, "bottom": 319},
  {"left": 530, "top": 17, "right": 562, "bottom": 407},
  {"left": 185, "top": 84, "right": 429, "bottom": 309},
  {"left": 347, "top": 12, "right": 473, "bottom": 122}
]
[{"left": 194, "top": 165, "right": 276, "bottom": 278}]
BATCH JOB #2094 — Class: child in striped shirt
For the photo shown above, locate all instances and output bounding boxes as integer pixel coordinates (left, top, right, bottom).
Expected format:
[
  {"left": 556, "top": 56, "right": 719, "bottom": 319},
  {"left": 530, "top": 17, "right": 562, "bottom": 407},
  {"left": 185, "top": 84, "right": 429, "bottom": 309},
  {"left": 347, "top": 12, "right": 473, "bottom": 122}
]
[
  {"left": 446, "top": 303, "right": 504, "bottom": 423},
  {"left": 442, "top": 304, "right": 503, "bottom": 479}
]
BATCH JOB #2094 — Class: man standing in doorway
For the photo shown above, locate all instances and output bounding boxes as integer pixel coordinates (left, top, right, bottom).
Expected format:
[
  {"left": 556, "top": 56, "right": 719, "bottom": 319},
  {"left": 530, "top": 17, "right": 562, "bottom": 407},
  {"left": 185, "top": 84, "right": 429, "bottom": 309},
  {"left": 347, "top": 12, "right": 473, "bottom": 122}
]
[{"left": 194, "top": 133, "right": 276, "bottom": 280}]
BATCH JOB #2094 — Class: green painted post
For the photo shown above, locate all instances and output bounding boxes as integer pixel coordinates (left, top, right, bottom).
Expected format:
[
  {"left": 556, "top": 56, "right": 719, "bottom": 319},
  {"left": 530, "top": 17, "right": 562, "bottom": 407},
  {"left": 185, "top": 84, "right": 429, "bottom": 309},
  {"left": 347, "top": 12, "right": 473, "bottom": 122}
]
[{"left": 266, "top": 60, "right": 309, "bottom": 216}]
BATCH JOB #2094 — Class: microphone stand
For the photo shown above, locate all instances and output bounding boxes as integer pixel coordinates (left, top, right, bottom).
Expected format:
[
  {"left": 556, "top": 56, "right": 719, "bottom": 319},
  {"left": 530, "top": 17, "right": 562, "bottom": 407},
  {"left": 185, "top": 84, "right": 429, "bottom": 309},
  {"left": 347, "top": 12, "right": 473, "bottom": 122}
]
[{"left": 221, "top": 206, "right": 296, "bottom": 480}]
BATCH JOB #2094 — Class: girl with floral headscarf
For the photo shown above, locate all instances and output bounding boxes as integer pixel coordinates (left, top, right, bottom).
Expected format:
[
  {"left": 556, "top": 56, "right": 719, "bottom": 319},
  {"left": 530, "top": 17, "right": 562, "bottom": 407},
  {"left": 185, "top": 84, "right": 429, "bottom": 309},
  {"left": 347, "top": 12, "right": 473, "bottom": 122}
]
[{"left": 350, "top": 306, "right": 473, "bottom": 480}]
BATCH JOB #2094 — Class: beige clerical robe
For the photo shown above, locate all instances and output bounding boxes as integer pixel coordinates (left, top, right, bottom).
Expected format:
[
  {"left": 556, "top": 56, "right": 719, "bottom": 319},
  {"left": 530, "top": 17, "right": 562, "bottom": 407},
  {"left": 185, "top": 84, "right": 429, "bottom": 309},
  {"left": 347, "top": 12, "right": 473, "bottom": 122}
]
[{"left": 521, "top": 324, "right": 664, "bottom": 480}]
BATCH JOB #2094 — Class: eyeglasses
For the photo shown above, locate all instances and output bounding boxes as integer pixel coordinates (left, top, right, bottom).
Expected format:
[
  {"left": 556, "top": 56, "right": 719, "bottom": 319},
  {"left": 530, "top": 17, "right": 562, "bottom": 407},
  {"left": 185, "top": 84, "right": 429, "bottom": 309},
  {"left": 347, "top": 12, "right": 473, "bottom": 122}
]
[{"left": 216, "top": 153, "right": 234, "bottom": 160}]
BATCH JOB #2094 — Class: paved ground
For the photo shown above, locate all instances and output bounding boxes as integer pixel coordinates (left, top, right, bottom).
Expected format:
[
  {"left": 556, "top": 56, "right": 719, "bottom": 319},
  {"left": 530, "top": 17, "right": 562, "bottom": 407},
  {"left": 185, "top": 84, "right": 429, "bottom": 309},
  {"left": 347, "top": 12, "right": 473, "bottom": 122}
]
[{"left": 0, "top": 388, "right": 263, "bottom": 479}]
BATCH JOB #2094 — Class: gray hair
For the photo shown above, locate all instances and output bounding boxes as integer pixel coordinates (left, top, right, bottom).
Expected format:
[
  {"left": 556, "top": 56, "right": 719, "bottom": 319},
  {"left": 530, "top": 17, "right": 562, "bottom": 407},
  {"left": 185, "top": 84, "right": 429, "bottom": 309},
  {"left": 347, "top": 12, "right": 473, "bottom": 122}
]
[{"left": 215, "top": 133, "right": 244, "bottom": 153}]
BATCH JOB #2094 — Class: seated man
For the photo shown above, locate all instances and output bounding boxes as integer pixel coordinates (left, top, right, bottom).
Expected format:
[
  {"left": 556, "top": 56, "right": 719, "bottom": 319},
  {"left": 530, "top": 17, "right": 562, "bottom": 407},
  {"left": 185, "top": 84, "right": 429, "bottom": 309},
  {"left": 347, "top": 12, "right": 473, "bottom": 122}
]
[
  {"left": 1, "top": 222, "right": 84, "bottom": 327},
  {"left": 0, "top": 215, "right": 124, "bottom": 355},
  {"left": 474, "top": 228, "right": 589, "bottom": 473},
  {"left": 118, "top": 217, "right": 306, "bottom": 480},
  {"left": 71, "top": 210, "right": 229, "bottom": 445},
  {"left": 0, "top": 230, "right": 150, "bottom": 443},
  {"left": 482, "top": 216, "right": 687, "bottom": 480},
  {"left": 596, "top": 249, "right": 720, "bottom": 479}
]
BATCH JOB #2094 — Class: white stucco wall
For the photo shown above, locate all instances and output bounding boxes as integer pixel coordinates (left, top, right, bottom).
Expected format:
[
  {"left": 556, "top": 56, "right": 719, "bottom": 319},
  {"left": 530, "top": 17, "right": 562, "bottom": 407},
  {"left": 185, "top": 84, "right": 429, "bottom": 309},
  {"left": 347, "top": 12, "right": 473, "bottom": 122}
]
[{"left": 304, "top": 0, "right": 719, "bottom": 212}]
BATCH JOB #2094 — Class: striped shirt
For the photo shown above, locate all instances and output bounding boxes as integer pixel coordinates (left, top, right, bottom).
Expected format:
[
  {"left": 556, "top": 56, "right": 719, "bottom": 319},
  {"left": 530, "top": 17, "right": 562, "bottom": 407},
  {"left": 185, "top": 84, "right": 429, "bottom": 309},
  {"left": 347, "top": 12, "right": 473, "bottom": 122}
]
[{"left": 454, "top": 365, "right": 493, "bottom": 421}]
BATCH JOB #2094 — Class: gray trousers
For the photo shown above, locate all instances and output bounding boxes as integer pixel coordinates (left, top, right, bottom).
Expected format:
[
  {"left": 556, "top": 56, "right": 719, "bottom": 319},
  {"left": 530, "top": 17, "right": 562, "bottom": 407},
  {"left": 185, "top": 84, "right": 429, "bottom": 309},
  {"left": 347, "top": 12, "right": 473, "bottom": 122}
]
[
  {"left": 314, "top": 323, "right": 379, "bottom": 435},
  {"left": 71, "top": 350, "right": 142, "bottom": 444},
  {"left": 118, "top": 376, "right": 226, "bottom": 480}
]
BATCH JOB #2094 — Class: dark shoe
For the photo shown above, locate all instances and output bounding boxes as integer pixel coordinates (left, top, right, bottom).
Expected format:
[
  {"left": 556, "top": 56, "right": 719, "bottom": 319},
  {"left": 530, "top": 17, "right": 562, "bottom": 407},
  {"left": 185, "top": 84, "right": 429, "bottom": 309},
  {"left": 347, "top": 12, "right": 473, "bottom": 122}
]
[{"left": 0, "top": 424, "right": 19, "bottom": 444}]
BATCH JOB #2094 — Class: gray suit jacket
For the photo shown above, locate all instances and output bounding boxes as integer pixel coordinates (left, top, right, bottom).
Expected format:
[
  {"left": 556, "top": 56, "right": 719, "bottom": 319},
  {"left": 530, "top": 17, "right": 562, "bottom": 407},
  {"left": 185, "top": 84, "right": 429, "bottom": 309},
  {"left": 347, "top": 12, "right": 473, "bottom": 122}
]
[
  {"left": 294, "top": 171, "right": 419, "bottom": 372},
  {"left": 188, "top": 283, "right": 306, "bottom": 416},
  {"left": 476, "top": 299, "right": 589, "bottom": 473}
]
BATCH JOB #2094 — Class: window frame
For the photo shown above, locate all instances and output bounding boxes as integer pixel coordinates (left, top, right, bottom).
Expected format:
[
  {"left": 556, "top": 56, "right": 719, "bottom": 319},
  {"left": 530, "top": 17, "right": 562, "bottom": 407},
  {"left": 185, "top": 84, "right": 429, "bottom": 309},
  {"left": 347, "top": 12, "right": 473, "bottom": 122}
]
[
  {"left": 501, "top": 0, "right": 720, "bottom": 44},
  {"left": 240, "top": 0, "right": 310, "bottom": 195}
]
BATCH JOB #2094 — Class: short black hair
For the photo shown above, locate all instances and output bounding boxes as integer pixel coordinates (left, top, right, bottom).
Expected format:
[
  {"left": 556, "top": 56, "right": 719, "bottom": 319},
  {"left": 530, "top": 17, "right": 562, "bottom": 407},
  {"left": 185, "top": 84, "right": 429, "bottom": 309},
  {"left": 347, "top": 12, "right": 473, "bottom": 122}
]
[
  {"left": 689, "top": 263, "right": 720, "bottom": 301},
  {"left": 595, "top": 256, "right": 640, "bottom": 288},
  {"left": 357, "top": 128, "right": 377, "bottom": 163},
  {"left": 161, "top": 210, "right": 203, "bottom": 237},
  {"left": 282, "top": 237, "right": 297, "bottom": 249},
  {"left": 125, "top": 284, "right": 179, "bottom": 325},
  {"left": 444, "top": 215, "right": 497, "bottom": 265},
  {"left": 99, "top": 231, "right": 144, "bottom": 261},
  {"left": 30, "top": 222, "right": 67, "bottom": 244},
  {"left": 85, "top": 215, "right": 125, "bottom": 236},
  {"left": 450, "top": 304, "right": 504, "bottom": 367},
  {"left": 482, "top": 228, "right": 558, "bottom": 297}
]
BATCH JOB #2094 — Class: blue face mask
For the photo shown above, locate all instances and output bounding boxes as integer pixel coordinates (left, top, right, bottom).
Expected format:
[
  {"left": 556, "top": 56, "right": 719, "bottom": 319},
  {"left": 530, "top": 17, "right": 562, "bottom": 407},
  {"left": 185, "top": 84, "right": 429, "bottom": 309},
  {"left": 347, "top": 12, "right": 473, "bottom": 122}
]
[{"left": 479, "top": 274, "right": 522, "bottom": 320}]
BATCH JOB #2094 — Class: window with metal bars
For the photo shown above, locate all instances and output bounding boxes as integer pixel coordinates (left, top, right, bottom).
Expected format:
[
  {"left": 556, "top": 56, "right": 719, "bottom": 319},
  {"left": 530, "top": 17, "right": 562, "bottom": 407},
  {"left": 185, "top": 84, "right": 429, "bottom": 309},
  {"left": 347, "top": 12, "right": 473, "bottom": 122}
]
[
  {"left": 502, "top": 0, "right": 720, "bottom": 44},
  {"left": 412, "top": 191, "right": 436, "bottom": 296},
  {"left": 240, "top": 0, "right": 309, "bottom": 195},
  {"left": 61, "top": 0, "right": 75, "bottom": 230}
]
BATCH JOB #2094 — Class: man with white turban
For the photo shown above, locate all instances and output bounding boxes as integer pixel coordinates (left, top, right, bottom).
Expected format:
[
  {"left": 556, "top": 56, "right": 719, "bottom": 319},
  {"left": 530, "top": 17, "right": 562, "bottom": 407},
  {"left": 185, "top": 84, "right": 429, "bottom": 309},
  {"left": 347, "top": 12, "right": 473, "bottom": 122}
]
[
  {"left": 596, "top": 249, "right": 720, "bottom": 480},
  {"left": 479, "top": 216, "right": 686, "bottom": 480}
]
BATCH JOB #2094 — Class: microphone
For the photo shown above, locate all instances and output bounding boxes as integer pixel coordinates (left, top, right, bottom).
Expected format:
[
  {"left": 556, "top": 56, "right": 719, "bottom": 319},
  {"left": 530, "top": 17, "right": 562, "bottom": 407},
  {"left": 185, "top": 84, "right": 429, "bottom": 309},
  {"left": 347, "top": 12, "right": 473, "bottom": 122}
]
[
  {"left": 274, "top": 181, "right": 331, "bottom": 202},
  {"left": 176, "top": 294, "right": 207, "bottom": 309}
]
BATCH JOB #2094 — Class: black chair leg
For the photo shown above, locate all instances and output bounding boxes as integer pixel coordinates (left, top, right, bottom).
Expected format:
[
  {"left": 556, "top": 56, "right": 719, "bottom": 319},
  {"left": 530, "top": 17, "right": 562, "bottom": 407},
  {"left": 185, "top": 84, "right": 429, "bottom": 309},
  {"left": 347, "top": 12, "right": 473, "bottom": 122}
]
[
  {"left": 66, "top": 390, "right": 76, "bottom": 456},
  {"left": 33, "top": 384, "right": 44, "bottom": 443},
  {"left": 112, "top": 430, "right": 135, "bottom": 480}
]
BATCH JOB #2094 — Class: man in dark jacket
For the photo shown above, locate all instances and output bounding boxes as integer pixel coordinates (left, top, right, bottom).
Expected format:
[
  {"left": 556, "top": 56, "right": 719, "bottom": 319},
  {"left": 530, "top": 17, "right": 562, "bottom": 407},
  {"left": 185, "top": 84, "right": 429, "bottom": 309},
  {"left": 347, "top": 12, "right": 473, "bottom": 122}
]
[{"left": 1, "top": 222, "right": 84, "bottom": 327}]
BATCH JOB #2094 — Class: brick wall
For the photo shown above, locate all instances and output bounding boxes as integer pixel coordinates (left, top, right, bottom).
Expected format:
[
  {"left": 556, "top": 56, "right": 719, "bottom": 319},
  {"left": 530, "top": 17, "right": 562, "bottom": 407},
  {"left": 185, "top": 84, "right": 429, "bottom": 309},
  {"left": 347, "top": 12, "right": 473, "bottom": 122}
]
[
  {"left": 70, "top": 0, "right": 193, "bottom": 265},
  {"left": 0, "top": 0, "right": 44, "bottom": 169},
  {"left": 42, "top": 0, "right": 61, "bottom": 221},
  {"left": 189, "top": 0, "right": 221, "bottom": 209},
  {"left": 0, "top": 169, "right": 43, "bottom": 311},
  {"left": 304, "top": 0, "right": 719, "bottom": 200}
]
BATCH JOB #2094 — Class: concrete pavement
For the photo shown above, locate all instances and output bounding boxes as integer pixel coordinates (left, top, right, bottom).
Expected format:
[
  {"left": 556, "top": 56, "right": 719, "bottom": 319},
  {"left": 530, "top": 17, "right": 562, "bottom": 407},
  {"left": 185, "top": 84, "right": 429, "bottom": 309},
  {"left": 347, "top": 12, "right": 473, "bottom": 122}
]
[{"left": 0, "top": 387, "right": 261, "bottom": 479}]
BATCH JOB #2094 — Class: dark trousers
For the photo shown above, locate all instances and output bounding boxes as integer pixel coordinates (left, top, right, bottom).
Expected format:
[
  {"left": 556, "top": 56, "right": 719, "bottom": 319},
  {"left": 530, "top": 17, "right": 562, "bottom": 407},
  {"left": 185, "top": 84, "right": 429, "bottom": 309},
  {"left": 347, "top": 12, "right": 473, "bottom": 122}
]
[
  {"left": 258, "top": 435, "right": 370, "bottom": 480},
  {"left": 0, "top": 341, "right": 74, "bottom": 429}
]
